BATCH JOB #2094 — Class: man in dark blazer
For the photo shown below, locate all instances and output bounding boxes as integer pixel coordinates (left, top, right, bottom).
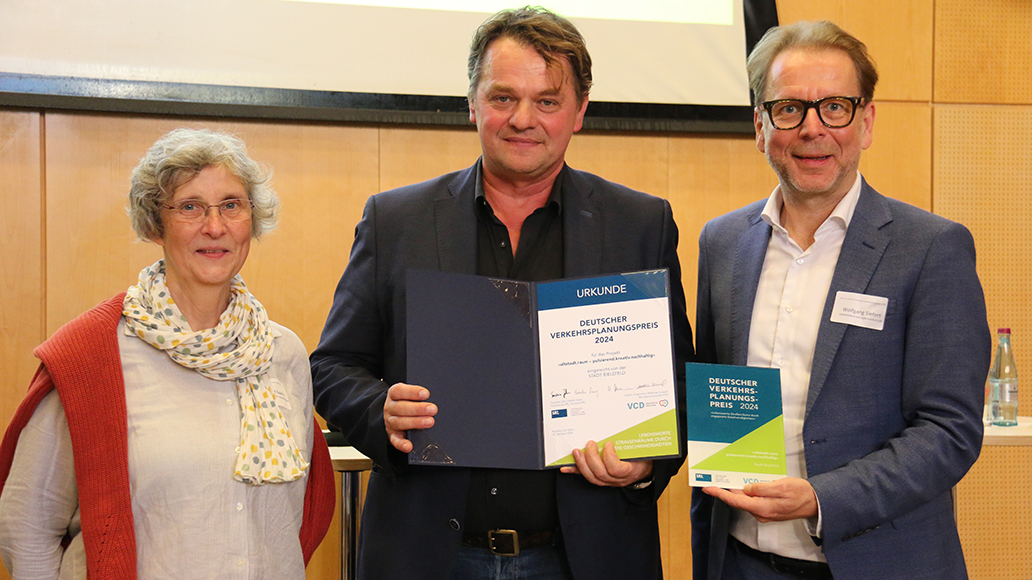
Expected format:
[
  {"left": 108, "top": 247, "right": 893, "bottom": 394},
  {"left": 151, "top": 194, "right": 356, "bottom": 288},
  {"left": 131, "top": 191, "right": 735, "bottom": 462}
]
[
  {"left": 690, "top": 21, "right": 990, "bottom": 580},
  {"left": 311, "top": 7, "right": 692, "bottom": 580}
]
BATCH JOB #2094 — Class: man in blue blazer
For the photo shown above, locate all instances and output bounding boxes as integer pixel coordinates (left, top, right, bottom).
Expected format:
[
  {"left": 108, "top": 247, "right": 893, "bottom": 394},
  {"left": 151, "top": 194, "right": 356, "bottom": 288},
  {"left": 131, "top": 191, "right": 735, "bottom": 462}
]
[
  {"left": 311, "top": 7, "right": 692, "bottom": 580},
  {"left": 691, "top": 21, "right": 990, "bottom": 580}
]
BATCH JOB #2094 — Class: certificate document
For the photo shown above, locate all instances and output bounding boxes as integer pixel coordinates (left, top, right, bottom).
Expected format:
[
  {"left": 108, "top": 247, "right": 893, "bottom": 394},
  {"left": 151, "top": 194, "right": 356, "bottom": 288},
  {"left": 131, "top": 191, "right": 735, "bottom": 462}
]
[
  {"left": 406, "top": 269, "right": 680, "bottom": 469},
  {"left": 536, "top": 271, "right": 679, "bottom": 466},
  {"left": 685, "top": 362, "right": 786, "bottom": 489}
]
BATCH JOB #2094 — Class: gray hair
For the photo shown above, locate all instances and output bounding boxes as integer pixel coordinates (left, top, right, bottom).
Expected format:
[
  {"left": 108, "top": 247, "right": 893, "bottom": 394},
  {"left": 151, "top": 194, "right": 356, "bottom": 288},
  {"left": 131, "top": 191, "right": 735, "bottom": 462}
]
[
  {"left": 746, "top": 20, "right": 878, "bottom": 105},
  {"left": 127, "top": 128, "right": 279, "bottom": 241}
]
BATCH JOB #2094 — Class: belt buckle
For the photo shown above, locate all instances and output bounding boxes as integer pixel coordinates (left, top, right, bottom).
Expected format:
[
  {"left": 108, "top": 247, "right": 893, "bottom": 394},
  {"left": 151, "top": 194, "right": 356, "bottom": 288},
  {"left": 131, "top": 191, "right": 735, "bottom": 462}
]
[{"left": 488, "top": 529, "right": 519, "bottom": 556}]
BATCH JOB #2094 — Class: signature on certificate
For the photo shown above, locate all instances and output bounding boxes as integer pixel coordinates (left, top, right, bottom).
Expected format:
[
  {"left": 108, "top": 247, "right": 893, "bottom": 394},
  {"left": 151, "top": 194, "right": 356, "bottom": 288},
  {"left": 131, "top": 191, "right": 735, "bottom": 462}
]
[{"left": 612, "top": 379, "right": 668, "bottom": 392}]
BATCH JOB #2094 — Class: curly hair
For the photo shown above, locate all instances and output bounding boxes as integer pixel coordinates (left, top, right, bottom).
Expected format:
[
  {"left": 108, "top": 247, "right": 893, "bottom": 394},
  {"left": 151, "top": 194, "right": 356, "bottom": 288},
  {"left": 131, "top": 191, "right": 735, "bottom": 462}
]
[{"left": 127, "top": 128, "right": 279, "bottom": 241}]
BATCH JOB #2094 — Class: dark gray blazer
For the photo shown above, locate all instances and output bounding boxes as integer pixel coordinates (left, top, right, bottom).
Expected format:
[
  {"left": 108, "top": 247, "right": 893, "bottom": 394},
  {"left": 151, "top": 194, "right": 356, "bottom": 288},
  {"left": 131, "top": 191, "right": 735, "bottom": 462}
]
[
  {"left": 690, "top": 179, "right": 990, "bottom": 580},
  {"left": 312, "top": 162, "right": 693, "bottom": 580}
]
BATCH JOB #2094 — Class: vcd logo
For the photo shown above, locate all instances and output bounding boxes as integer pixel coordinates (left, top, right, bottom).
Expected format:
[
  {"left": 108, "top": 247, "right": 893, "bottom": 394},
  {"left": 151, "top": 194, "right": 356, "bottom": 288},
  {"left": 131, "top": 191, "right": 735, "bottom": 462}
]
[
  {"left": 551, "top": 409, "right": 568, "bottom": 418},
  {"left": 627, "top": 402, "right": 645, "bottom": 410},
  {"left": 695, "top": 473, "right": 712, "bottom": 482}
]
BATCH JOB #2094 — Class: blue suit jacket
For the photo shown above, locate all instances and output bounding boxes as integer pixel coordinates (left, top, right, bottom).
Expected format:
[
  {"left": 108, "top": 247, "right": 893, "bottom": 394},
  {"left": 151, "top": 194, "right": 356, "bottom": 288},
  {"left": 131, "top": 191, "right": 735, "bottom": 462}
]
[
  {"left": 690, "top": 180, "right": 990, "bottom": 580},
  {"left": 311, "top": 162, "right": 693, "bottom": 580}
]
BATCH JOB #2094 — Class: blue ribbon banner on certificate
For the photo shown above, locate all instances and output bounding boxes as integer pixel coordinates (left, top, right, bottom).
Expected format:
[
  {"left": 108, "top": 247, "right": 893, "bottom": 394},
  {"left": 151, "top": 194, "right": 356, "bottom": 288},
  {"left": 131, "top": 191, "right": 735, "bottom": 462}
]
[
  {"left": 406, "top": 269, "right": 680, "bottom": 469},
  {"left": 686, "top": 362, "right": 786, "bottom": 488}
]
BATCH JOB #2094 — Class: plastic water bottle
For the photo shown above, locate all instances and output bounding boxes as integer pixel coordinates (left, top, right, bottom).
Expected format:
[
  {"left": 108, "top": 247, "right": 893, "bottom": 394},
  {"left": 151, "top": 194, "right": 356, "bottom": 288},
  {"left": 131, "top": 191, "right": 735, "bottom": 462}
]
[{"left": 989, "top": 328, "right": 1019, "bottom": 427}]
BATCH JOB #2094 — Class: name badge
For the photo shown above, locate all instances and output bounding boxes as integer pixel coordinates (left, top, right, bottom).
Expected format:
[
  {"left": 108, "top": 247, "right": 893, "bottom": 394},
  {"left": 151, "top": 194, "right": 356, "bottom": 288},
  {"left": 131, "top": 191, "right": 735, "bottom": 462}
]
[{"left": 829, "top": 291, "right": 888, "bottom": 331}]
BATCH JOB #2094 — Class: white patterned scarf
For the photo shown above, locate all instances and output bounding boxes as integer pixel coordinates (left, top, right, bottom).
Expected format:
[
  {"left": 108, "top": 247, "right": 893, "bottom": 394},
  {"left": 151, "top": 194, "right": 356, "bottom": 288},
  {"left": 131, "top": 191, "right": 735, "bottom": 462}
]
[{"left": 123, "top": 260, "right": 308, "bottom": 484}]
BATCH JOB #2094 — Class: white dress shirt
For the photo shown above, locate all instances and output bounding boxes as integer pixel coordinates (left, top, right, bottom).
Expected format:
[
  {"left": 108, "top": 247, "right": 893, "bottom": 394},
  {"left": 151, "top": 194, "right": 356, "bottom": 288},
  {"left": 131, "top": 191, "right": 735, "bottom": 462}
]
[
  {"left": 729, "top": 172, "right": 863, "bottom": 562},
  {"left": 0, "top": 320, "right": 313, "bottom": 580}
]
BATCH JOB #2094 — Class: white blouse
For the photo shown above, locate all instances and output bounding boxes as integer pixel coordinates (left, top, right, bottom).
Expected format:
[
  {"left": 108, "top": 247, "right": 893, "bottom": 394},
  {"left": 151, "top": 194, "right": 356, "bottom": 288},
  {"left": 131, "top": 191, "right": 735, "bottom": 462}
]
[{"left": 0, "top": 319, "right": 314, "bottom": 580}]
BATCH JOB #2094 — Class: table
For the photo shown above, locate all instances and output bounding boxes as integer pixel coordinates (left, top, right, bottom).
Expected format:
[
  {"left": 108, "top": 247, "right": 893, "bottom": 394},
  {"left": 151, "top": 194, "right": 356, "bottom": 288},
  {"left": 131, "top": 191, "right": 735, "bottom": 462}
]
[
  {"left": 956, "top": 416, "right": 1032, "bottom": 578},
  {"left": 982, "top": 415, "right": 1032, "bottom": 445},
  {"left": 329, "top": 443, "right": 373, "bottom": 580}
]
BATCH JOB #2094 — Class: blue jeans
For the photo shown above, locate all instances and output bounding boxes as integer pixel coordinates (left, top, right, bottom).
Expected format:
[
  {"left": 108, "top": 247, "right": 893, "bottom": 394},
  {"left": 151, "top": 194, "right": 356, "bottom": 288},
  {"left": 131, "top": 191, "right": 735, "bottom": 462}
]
[{"left": 449, "top": 544, "right": 575, "bottom": 580}]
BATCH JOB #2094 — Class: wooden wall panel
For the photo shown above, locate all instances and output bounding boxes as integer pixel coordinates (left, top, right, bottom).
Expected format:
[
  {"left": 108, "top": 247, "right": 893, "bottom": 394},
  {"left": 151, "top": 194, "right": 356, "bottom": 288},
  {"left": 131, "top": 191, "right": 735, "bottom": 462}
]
[
  {"left": 222, "top": 122, "right": 380, "bottom": 352},
  {"left": 934, "top": 104, "right": 1032, "bottom": 415},
  {"left": 0, "top": 109, "right": 42, "bottom": 488},
  {"left": 667, "top": 132, "right": 778, "bottom": 322},
  {"left": 44, "top": 114, "right": 174, "bottom": 332},
  {"left": 379, "top": 125, "right": 481, "bottom": 191},
  {"left": 935, "top": 0, "right": 1032, "bottom": 104},
  {"left": 566, "top": 132, "right": 670, "bottom": 197},
  {"left": 858, "top": 101, "right": 932, "bottom": 211},
  {"left": 776, "top": 0, "right": 934, "bottom": 102},
  {"left": 1, "top": 108, "right": 37, "bottom": 580},
  {"left": 956, "top": 445, "right": 1032, "bottom": 580}
]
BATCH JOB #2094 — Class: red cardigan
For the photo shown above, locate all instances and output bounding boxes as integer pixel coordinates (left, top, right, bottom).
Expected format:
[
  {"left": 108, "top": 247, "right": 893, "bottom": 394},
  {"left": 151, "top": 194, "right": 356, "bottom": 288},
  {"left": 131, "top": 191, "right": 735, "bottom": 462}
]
[{"left": 0, "top": 294, "right": 335, "bottom": 579}]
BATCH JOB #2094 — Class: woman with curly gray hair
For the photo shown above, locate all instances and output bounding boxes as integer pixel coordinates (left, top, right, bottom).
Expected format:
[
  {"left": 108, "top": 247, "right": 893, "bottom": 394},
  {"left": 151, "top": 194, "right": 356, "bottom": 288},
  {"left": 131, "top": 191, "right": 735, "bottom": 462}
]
[
  {"left": 128, "top": 128, "right": 280, "bottom": 241},
  {"left": 0, "top": 128, "right": 334, "bottom": 579}
]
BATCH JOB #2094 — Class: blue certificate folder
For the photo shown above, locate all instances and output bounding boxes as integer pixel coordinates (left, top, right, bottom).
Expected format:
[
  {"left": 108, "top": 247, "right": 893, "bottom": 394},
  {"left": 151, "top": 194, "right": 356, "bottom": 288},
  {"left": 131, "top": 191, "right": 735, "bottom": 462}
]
[{"left": 406, "top": 268, "right": 679, "bottom": 469}]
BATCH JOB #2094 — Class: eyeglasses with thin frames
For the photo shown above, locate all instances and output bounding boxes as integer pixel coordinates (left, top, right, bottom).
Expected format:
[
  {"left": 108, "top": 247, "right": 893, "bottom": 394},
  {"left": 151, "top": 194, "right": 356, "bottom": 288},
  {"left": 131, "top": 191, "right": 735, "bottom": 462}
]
[
  {"left": 162, "top": 198, "right": 253, "bottom": 222},
  {"left": 760, "top": 96, "right": 864, "bottom": 130}
]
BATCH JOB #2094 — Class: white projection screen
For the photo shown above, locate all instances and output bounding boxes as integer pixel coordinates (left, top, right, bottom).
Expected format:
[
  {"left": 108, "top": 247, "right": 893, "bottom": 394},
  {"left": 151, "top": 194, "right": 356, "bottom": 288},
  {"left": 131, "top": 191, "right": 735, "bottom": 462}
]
[{"left": 0, "top": 0, "right": 778, "bottom": 132}]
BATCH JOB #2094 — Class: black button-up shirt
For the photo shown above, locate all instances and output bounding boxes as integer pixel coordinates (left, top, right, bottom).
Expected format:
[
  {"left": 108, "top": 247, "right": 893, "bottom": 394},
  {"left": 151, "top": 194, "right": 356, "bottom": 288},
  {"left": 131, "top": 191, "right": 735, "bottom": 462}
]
[{"left": 462, "top": 164, "right": 565, "bottom": 534}]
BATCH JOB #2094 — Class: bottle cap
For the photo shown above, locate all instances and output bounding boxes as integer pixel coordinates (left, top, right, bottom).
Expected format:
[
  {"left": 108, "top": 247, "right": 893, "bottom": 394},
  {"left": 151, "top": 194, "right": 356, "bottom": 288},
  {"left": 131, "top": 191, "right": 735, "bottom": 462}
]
[{"left": 999, "top": 328, "right": 1011, "bottom": 334}]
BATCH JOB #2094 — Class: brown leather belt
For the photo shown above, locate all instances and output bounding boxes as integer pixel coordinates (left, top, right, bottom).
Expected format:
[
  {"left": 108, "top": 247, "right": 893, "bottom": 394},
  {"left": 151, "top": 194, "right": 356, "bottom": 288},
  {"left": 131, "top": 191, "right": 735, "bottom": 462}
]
[
  {"left": 461, "top": 529, "right": 555, "bottom": 556},
  {"left": 732, "top": 537, "right": 833, "bottom": 579}
]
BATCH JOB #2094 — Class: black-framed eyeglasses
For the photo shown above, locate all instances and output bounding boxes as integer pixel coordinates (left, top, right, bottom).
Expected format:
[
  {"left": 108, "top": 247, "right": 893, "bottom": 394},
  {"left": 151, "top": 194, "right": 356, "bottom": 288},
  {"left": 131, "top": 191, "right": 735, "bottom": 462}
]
[
  {"left": 760, "top": 96, "right": 864, "bottom": 130},
  {"left": 162, "top": 198, "right": 253, "bottom": 222}
]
